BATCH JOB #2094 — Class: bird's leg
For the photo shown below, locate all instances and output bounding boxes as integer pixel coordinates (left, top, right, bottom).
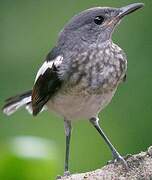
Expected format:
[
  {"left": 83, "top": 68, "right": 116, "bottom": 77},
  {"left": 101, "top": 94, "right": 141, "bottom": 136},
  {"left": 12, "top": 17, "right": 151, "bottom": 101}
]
[
  {"left": 89, "top": 117, "right": 128, "bottom": 170},
  {"left": 64, "top": 119, "right": 72, "bottom": 176}
]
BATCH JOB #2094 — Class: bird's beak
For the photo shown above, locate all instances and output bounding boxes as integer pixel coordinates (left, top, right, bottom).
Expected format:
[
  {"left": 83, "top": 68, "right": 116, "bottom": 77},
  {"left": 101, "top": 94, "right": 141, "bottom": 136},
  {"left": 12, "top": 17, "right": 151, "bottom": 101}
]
[
  {"left": 105, "top": 3, "right": 144, "bottom": 27},
  {"left": 118, "top": 3, "right": 144, "bottom": 19}
]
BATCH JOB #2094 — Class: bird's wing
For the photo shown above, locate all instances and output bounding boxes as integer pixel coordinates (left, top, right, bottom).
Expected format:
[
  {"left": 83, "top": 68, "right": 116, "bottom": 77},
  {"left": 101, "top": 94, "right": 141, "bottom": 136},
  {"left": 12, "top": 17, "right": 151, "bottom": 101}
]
[{"left": 32, "top": 47, "right": 64, "bottom": 116}]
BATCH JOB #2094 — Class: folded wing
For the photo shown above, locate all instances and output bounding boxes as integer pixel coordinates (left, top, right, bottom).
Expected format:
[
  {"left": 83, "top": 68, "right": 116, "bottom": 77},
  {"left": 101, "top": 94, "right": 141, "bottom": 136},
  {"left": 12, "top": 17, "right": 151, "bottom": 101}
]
[{"left": 32, "top": 48, "right": 64, "bottom": 116}]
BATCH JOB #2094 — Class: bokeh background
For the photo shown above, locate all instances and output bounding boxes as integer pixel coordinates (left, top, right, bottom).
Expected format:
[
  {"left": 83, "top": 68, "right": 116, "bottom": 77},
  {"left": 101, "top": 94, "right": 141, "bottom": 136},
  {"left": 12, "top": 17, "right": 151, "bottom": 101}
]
[{"left": 0, "top": 0, "right": 151, "bottom": 179}]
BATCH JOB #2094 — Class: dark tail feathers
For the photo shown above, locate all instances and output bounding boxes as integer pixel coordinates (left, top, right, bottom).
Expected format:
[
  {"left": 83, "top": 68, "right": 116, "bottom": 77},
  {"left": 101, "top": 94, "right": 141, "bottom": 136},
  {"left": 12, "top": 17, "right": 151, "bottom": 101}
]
[{"left": 2, "top": 90, "right": 32, "bottom": 115}]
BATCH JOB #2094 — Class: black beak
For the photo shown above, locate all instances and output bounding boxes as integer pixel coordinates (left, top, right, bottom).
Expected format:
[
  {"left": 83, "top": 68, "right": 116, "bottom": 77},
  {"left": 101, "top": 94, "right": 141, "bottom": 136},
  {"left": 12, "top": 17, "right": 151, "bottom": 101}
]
[{"left": 118, "top": 3, "right": 144, "bottom": 19}]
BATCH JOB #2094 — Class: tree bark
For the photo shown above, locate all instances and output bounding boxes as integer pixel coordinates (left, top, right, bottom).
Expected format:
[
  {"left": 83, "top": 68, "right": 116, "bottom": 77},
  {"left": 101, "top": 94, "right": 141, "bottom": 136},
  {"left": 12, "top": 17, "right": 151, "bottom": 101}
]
[{"left": 59, "top": 146, "right": 152, "bottom": 180}]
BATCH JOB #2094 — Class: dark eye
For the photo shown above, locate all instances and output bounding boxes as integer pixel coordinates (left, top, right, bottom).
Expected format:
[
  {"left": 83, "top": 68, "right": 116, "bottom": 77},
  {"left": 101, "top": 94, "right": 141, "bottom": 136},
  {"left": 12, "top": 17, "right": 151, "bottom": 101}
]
[{"left": 94, "top": 16, "right": 104, "bottom": 25}]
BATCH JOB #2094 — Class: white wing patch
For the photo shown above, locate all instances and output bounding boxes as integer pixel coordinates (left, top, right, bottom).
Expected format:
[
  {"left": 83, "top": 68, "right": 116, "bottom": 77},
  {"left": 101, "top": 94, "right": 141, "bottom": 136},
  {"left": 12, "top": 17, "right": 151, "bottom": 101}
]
[{"left": 35, "top": 55, "right": 63, "bottom": 83}]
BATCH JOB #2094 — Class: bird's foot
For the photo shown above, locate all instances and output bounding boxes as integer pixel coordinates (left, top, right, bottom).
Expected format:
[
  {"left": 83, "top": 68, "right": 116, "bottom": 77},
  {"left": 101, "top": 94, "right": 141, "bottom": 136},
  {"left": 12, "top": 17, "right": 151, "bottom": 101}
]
[
  {"left": 64, "top": 171, "right": 70, "bottom": 176},
  {"left": 56, "top": 171, "right": 70, "bottom": 179},
  {"left": 107, "top": 152, "right": 129, "bottom": 171},
  {"left": 56, "top": 175, "right": 62, "bottom": 179}
]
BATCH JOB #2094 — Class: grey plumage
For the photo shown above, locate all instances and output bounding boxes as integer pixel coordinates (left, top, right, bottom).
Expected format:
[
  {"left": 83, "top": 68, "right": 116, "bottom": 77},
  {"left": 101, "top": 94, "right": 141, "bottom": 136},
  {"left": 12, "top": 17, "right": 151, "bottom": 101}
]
[
  {"left": 47, "top": 41, "right": 127, "bottom": 120},
  {"left": 2, "top": 3, "right": 144, "bottom": 175}
]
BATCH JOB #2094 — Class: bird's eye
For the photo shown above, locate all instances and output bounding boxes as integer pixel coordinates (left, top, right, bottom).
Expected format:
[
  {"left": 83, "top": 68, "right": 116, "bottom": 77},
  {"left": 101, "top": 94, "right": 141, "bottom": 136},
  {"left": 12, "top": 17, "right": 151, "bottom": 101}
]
[{"left": 94, "top": 16, "right": 104, "bottom": 25}]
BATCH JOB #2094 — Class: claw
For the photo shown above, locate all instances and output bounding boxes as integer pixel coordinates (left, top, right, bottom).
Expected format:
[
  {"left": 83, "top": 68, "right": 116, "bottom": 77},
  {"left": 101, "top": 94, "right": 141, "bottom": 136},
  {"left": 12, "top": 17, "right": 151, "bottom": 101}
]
[
  {"left": 107, "top": 152, "right": 129, "bottom": 170},
  {"left": 64, "top": 171, "right": 70, "bottom": 176},
  {"left": 116, "top": 155, "right": 129, "bottom": 171},
  {"left": 56, "top": 171, "right": 71, "bottom": 179},
  {"left": 56, "top": 175, "right": 62, "bottom": 179}
]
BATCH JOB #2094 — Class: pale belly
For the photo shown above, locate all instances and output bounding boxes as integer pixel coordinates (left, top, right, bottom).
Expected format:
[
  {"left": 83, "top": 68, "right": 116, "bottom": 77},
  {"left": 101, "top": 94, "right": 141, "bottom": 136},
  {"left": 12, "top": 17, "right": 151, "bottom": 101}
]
[{"left": 46, "top": 89, "right": 116, "bottom": 121}]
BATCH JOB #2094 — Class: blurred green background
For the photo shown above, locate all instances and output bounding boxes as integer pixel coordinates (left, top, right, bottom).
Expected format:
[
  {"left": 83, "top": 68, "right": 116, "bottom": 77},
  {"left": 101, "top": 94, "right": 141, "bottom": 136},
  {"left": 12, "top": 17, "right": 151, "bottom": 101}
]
[{"left": 0, "top": 0, "right": 152, "bottom": 179}]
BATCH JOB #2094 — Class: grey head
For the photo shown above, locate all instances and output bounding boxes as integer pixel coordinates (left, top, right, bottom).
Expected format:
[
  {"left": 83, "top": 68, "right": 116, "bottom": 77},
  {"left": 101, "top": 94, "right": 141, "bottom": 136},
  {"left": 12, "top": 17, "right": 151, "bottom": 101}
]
[{"left": 58, "top": 3, "right": 144, "bottom": 50}]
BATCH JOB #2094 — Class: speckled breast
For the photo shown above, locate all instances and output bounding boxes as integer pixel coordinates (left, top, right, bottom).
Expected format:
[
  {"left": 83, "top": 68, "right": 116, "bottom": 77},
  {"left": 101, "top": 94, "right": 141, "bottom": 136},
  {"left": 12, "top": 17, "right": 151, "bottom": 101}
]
[
  {"left": 47, "top": 42, "right": 127, "bottom": 120},
  {"left": 65, "top": 41, "right": 127, "bottom": 95}
]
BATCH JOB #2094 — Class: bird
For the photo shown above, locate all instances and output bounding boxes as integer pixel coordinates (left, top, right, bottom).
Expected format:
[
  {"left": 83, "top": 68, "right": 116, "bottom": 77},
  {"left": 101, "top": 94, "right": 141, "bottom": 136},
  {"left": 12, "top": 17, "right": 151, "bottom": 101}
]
[{"left": 2, "top": 3, "right": 144, "bottom": 176}]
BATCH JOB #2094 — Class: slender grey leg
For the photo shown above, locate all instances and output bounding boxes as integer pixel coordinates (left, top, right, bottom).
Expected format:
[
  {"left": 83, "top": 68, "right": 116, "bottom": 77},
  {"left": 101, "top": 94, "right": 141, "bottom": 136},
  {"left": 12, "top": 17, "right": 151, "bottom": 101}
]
[
  {"left": 64, "top": 119, "right": 72, "bottom": 175},
  {"left": 90, "top": 117, "right": 128, "bottom": 169}
]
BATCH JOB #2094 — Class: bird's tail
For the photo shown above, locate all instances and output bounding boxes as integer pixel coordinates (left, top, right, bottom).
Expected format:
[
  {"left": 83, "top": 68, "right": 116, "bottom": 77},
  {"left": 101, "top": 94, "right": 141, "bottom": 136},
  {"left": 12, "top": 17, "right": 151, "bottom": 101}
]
[{"left": 2, "top": 90, "right": 33, "bottom": 116}]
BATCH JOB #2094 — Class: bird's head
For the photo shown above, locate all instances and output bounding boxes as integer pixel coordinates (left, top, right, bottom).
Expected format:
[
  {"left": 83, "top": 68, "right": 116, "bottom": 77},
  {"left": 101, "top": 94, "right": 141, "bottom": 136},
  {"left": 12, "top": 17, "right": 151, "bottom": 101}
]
[{"left": 58, "top": 3, "right": 144, "bottom": 49}]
